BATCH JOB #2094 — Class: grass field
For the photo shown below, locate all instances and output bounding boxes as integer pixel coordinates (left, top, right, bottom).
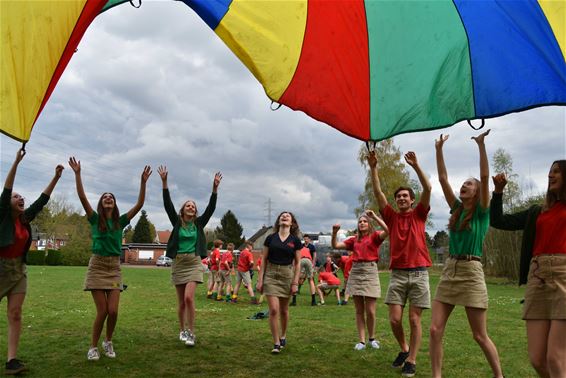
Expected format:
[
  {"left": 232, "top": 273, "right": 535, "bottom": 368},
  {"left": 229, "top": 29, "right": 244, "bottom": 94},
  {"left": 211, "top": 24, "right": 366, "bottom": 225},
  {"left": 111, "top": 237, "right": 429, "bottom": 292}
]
[{"left": 0, "top": 266, "right": 536, "bottom": 377}]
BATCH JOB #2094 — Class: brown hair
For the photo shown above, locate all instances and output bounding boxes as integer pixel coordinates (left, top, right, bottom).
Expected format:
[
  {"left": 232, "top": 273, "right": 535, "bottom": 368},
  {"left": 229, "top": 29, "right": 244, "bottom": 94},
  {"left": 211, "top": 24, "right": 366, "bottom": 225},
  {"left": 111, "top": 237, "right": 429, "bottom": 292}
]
[
  {"left": 213, "top": 239, "right": 223, "bottom": 248},
  {"left": 274, "top": 211, "right": 300, "bottom": 237},
  {"left": 545, "top": 160, "right": 566, "bottom": 210},
  {"left": 356, "top": 214, "right": 375, "bottom": 241},
  {"left": 448, "top": 178, "right": 480, "bottom": 232},
  {"left": 394, "top": 186, "right": 415, "bottom": 201},
  {"left": 97, "top": 192, "right": 120, "bottom": 232},
  {"left": 179, "top": 200, "right": 198, "bottom": 227},
  {"left": 227, "top": 243, "right": 235, "bottom": 251}
]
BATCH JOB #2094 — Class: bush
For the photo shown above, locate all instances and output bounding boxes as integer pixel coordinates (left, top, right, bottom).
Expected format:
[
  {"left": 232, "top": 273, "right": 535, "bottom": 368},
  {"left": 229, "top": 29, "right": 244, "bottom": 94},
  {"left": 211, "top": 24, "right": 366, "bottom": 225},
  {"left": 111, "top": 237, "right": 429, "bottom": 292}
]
[
  {"left": 46, "top": 249, "right": 63, "bottom": 266},
  {"left": 26, "top": 250, "right": 46, "bottom": 265}
]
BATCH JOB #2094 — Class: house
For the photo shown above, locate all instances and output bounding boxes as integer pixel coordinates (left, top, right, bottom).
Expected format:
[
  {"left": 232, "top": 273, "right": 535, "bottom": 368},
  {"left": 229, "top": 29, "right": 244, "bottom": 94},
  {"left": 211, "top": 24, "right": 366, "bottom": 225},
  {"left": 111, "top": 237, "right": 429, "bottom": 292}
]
[
  {"left": 124, "top": 243, "right": 167, "bottom": 265},
  {"left": 154, "top": 230, "right": 171, "bottom": 244}
]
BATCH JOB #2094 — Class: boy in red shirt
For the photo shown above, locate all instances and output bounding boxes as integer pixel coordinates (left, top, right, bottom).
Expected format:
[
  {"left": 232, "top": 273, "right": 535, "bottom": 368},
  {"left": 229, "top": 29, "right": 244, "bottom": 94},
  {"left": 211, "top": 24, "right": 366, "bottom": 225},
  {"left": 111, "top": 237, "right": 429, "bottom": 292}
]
[
  {"left": 208, "top": 240, "right": 222, "bottom": 299},
  {"left": 291, "top": 246, "right": 318, "bottom": 306},
  {"left": 232, "top": 241, "right": 257, "bottom": 304},
  {"left": 316, "top": 272, "right": 342, "bottom": 305},
  {"left": 369, "top": 150, "right": 432, "bottom": 377},
  {"left": 217, "top": 243, "right": 234, "bottom": 301}
]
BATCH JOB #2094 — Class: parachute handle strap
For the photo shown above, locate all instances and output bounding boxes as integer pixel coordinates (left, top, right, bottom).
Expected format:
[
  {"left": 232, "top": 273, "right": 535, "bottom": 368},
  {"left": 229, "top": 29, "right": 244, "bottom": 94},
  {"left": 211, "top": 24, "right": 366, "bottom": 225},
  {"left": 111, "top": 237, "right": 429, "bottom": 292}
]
[
  {"left": 21, "top": 142, "right": 27, "bottom": 152},
  {"left": 270, "top": 101, "right": 282, "bottom": 111},
  {"left": 365, "top": 141, "right": 377, "bottom": 152},
  {"left": 130, "top": 0, "right": 142, "bottom": 8},
  {"left": 467, "top": 118, "right": 485, "bottom": 131}
]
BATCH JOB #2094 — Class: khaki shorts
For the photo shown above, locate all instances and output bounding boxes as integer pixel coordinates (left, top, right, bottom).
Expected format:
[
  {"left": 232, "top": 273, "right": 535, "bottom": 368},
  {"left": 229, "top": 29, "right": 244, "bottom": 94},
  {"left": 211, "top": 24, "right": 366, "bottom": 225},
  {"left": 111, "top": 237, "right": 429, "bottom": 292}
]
[
  {"left": 320, "top": 283, "right": 339, "bottom": 291},
  {"left": 219, "top": 269, "right": 232, "bottom": 284},
  {"left": 523, "top": 255, "right": 566, "bottom": 320},
  {"left": 385, "top": 269, "right": 431, "bottom": 309},
  {"left": 346, "top": 261, "right": 381, "bottom": 298},
  {"left": 300, "top": 258, "right": 313, "bottom": 279},
  {"left": 0, "top": 258, "right": 27, "bottom": 301},
  {"left": 434, "top": 257, "right": 488, "bottom": 309},
  {"left": 84, "top": 255, "right": 123, "bottom": 291},
  {"left": 212, "top": 268, "right": 222, "bottom": 283},
  {"left": 172, "top": 253, "right": 204, "bottom": 286},
  {"left": 263, "top": 261, "right": 294, "bottom": 298},
  {"left": 236, "top": 270, "right": 251, "bottom": 286}
]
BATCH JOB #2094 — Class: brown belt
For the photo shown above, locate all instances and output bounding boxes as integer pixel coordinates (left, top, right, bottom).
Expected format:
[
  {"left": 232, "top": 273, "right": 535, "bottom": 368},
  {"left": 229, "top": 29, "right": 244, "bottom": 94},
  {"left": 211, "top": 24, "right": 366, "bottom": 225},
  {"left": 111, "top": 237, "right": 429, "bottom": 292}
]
[{"left": 449, "top": 255, "right": 481, "bottom": 262}]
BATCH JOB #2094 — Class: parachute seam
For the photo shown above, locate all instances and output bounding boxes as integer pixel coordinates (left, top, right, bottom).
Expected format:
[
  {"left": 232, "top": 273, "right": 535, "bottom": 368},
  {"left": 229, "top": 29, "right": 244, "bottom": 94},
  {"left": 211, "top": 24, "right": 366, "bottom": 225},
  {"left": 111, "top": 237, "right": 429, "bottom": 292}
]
[{"left": 363, "top": 1, "right": 372, "bottom": 141}]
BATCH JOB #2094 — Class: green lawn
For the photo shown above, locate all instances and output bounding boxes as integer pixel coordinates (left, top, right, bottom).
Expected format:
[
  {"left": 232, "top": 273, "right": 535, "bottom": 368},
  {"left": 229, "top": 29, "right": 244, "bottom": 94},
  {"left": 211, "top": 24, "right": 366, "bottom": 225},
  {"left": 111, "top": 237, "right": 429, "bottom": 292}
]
[{"left": 0, "top": 266, "right": 535, "bottom": 377}]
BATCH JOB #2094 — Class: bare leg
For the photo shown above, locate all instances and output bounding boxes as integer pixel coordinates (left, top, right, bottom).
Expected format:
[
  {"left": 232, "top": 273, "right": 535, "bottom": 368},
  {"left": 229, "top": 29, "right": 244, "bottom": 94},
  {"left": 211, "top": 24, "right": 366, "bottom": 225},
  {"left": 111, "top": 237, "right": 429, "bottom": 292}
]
[
  {"left": 429, "top": 300, "right": 454, "bottom": 378},
  {"left": 547, "top": 320, "right": 566, "bottom": 377},
  {"left": 316, "top": 285, "right": 325, "bottom": 303},
  {"left": 364, "top": 297, "right": 377, "bottom": 339},
  {"left": 233, "top": 277, "right": 242, "bottom": 297},
  {"left": 353, "top": 296, "right": 366, "bottom": 343},
  {"left": 90, "top": 290, "right": 109, "bottom": 347},
  {"left": 465, "top": 307, "right": 503, "bottom": 378},
  {"left": 6, "top": 293, "right": 25, "bottom": 360},
  {"left": 175, "top": 284, "right": 187, "bottom": 331},
  {"left": 184, "top": 282, "right": 198, "bottom": 331},
  {"left": 104, "top": 290, "right": 120, "bottom": 341},
  {"left": 407, "top": 306, "right": 423, "bottom": 364},
  {"left": 309, "top": 278, "right": 316, "bottom": 295},
  {"left": 389, "top": 304, "right": 409, "bottom": 353},
  {"left": 266, "top": 295, "right": 280, "bottom": 345},
  {"left": 246, "top": 281, "right": 256, "bottom": 298},
  {"left": 279, "top": 297, "right": 290, "bottom": 339},
  {"left": 335, "top": 289, "right": 341, "bottom": 303}
]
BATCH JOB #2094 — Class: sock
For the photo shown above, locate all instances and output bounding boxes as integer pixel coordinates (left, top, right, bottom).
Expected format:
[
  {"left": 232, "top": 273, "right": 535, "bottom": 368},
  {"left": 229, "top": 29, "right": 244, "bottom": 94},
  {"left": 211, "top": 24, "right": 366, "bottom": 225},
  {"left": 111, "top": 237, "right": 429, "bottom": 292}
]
[
  {"left": 311, "top": 294, "right": 316, "bottom": 303},
  {"left": 212, "top": 292, "right": 217, "bottom": 299},
  {"left": 369, "top": 338, "right": 375, "bottom": 342},
  {"left": 291, "top": 294, "right": 297, "bottom": 303},
  {"left": 207, "top": 291, "right": 212, "bottom": 296}
]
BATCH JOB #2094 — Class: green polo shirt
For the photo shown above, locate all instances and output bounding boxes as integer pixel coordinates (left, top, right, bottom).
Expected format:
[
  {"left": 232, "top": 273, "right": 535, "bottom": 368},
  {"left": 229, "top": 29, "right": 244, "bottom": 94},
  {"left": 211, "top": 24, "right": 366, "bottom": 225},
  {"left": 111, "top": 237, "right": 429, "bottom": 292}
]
[
  {"left": 448, "top": 200, "right": 489, "bottom": 257},
  {"left": 89, "top": 212, "right": 129, "bottom": 256},
  {"left": 177, "top": 222, "right": 197, "bottom": 254}
]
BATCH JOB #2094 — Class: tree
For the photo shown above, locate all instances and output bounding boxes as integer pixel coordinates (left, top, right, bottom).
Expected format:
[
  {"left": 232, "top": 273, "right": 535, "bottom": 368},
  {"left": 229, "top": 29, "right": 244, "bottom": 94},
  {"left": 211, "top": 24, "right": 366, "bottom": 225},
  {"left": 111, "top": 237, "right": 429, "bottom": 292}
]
[
  {"left": 124, "top": 225, "right": 134, "bottom": 243},
  {"left": 132, "top": 210, "right": 153, "bottom": 243},
  {"left": 492, "top": 148, "right": 521, "bottom": 211},
  {"left": 356, "top": 139, "right": 417, "bottom": 216},
  {"left": 432, "top": 230, "right": 449, "bottom": 249},
  {"left": 60, "top": 213, "right": 92, "bottom": 266},
  {"left": 215, "top": 210, "right": 245, "bottom": 248}
]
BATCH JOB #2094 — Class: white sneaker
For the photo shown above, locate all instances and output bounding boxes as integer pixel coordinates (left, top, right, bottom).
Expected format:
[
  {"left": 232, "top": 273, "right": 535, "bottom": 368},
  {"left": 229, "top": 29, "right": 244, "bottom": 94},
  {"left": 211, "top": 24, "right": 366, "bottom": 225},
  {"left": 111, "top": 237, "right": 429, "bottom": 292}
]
[
  {"left": 179, "top": 330, "right": 189, "bottom": 342},
  {"left": 185, "top": 330, "right": 196, "bottom": 347},
  {"left": 87, "top": 347, "right": 100, "bottom": 361},
  {"left": 354, "top": 342, "right": 366, "bottom": 351},
  {"left": 370, "top": 339, "right": 380, "bottom": 349},
  {"left": 102, "top": 340, "right": 116, "bottom": 358}
]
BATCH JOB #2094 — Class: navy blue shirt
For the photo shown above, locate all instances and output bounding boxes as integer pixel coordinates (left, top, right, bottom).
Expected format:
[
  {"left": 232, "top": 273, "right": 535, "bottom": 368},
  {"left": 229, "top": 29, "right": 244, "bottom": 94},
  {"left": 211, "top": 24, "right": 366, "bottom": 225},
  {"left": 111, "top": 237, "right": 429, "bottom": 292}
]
[{"left": 264, "top": 233, "right": 302, "bottom": 265}]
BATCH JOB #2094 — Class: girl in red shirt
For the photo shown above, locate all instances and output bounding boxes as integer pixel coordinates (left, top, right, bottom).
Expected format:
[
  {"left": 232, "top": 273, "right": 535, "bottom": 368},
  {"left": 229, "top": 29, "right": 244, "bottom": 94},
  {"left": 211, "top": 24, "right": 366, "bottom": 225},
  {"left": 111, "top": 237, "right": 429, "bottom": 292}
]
[{"left": 332, "top": 210, "right": 388, "bottom": 351}]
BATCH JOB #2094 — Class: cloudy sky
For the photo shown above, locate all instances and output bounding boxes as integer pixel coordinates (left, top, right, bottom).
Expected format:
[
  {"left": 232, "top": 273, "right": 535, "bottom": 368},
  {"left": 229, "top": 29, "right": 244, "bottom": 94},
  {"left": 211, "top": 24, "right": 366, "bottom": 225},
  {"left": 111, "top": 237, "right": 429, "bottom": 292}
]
[{"left": 1, "top": 1, "right": 565, "bottom": 239}]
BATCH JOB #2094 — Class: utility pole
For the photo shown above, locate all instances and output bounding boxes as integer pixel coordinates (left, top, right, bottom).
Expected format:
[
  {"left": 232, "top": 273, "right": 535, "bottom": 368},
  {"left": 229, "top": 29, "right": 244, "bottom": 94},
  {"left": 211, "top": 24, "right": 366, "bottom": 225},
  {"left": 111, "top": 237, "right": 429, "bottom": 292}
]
[{"left": 264, "top": 198, "right": 273, "bottom": 226}]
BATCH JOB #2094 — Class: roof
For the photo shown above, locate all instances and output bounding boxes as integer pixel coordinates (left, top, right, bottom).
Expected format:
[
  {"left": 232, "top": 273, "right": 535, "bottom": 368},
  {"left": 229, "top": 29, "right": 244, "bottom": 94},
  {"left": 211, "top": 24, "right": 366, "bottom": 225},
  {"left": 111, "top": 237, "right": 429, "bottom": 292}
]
[{"left": 156, "top": 230, "right": 171, "bottom": 244}]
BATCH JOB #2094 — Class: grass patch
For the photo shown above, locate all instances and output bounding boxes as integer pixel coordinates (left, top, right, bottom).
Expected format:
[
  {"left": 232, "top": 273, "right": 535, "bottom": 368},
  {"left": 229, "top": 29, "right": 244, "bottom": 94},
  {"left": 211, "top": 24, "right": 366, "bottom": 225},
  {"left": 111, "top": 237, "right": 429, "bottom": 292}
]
[{"left": 0, "top": 266, "right": 535, "bottom": 377}]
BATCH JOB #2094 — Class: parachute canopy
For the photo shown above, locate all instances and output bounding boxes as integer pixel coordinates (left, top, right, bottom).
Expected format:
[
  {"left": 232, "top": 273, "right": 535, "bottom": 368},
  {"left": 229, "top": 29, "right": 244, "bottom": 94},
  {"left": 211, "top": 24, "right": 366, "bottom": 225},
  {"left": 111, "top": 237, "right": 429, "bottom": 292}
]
[{"left": 1, "top": 0, "right": 565, "bottom": 142}]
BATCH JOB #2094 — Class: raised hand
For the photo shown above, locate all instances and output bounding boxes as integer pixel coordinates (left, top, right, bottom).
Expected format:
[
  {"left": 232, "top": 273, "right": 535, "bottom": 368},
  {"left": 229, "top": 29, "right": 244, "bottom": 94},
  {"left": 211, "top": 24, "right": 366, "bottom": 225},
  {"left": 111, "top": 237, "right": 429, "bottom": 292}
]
[
  {"left": 472, "top": 129, "right": 491, "bottom": 145},
  {"left": 332, "top": 224, "right": 341, "bottom": 234},
  {"left": 14, "top": 148, "right": 26, "bottom": 164},
  {"left": 364, "top": 209, "right": 378, "bottom": 220},
  {"left": 141, "top": 165, "right": 152, "bottom": 183},
  {"left": 492, "top": 173, "right": 507, "bottom": 193},
  {"left": 157, "top": 165, "right": 168, "bottom": 182},
  {"left": 68, "top": 157, "right": 81, "bottom": 174},
  {"left": 435, "top": 134, "right": 449, "bottom": 150},
  {"left": 367, "top": 150, "right": 377, "bottom": 168},
  {"left": 54, "top": 165, "right": 64, "bottom": 178},
  {"left": 404, "top": 151, "right": 418, "bottom": 167},
  {"left": 213, "top": 172, "right": 222, "bottom": 191}
]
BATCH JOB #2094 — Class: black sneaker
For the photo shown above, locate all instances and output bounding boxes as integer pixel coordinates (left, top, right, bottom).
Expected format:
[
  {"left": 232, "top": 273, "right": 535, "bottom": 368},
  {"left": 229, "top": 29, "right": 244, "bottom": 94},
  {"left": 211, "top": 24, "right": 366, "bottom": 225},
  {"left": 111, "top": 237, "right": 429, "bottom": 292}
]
[
  {"left": 290, "top": 302, "right": 297, "bottom": 307},
  {"left": 5, "top": 359, "right": 28, "bottom": 375},
  {"left": 392, "top": 351, "right": 410, "bottom": 368},
  {"left": 271, "top": 345, "right": 281, "bottom": 354},
  {"left": 279, "top": 338, "right": 287, "bottom": 349},
  {"left": 401, "top": 361, "right": 416, "bottom": 377}
]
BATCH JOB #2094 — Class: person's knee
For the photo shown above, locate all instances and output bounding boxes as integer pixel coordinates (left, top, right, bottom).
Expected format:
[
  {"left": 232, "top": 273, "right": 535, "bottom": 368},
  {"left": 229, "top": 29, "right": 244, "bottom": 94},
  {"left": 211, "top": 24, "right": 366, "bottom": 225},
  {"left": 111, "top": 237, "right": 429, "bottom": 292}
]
[
  {"left": 471, "top": 330, "right": 488, "bottom": 345},
  {"left": 429, "top": 324, "right": 444, "bottom": 341},
  {"left": 184, "top": 295, "right": 194, "bottom": 307},
  {"left": 107, "top": 307, "right": 118, "bottom": 319},
  {"left": 546, "top": 351, "right": 564, "bottom": 373},
  {"left": 8, "top": 306, "right": 22, "bottom": 323},
  {"left": 529, "top": 353, "right": 547, "bottom": 373},
  {"left": 269, "top": 307, "right": 279, "bottom": 317},
  {"left": 389, "top": 313, "right": 402, "bottom": 329},
  {"left": 409, "top": 313, "right": 422, "bottom": 329}
]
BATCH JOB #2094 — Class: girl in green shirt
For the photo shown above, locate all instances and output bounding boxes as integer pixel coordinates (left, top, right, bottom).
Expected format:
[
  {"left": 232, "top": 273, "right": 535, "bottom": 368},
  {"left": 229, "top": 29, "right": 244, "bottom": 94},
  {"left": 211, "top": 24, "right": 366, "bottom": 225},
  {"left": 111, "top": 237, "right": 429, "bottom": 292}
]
[
  {"left": 430, "top": 131, "right": 503, "bottom": 378},
  {"left": 69, "top": 157, "right": 151, "bottom": 362}
]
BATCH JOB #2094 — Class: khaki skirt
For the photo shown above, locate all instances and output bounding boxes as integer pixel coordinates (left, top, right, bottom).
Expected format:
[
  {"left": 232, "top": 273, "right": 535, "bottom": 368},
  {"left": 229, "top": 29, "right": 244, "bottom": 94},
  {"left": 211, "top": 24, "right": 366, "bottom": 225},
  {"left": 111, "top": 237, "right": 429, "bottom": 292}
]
[
  {"left": 523, "top": 254, "right": 566, "bottom": 320},
  {"left": 263, "top": 261, "right": 294, "bottom": 298},
  {"left": 172, "top": 253, "right": 204, "bottom": 286},
  {"left": 84, "top": 255, "right": 122, "bottom": 291},
  {"left": 346, "top": 261, "right": 381, "bottom": 298},
  {"left": 434, "top": 257, "right": 488, "bottom": 309},
  {"left": 0, "top": 257, "right": 27, "bottom": 301}
]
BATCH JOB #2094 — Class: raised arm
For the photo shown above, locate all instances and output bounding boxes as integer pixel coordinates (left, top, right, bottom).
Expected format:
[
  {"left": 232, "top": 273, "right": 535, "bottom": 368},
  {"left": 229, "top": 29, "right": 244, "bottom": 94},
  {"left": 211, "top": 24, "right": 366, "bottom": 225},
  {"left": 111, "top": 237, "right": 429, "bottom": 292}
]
[
  {"left": 405, "top": 152, "right": 431, "bottom": 209},
  {"left": 199, "top": 172, "right": 222, "bottom": 225},
  {"left": 3, "top": 149, "right": 26, "bottom": 190},
  {"left": 472, "top": 129, "right": 491, "bottom": 209},
  {"left": 490, "top": 173, "right": 529, "bottom": 230},
  {"left": 68, "top": 157, "right": 94, "bottom": 218},
  {"left": 42, "top": 165, "right": 64, "bottom": 197},
  {"left": 126, "top": 165, "right": 152, "bottom": 220},
  {"left": 365, "top": 209, "right": 389, "bottom": 239},
  {"left": 331, "top": 224, "right": 348, "bottom": 249},
  {"left": 367, "top": 151, "right": 388, "bottom": 211},
  {"left": 435, "top": 134, "right": 457, "bottom": 208}
]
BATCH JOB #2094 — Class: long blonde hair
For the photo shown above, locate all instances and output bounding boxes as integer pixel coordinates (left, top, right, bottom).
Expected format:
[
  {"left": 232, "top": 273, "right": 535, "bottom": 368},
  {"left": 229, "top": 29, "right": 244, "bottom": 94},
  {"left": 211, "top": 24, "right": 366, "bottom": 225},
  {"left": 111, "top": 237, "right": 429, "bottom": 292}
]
[{"left": 448, "top": 178, "right": 480, "bottom": 232}]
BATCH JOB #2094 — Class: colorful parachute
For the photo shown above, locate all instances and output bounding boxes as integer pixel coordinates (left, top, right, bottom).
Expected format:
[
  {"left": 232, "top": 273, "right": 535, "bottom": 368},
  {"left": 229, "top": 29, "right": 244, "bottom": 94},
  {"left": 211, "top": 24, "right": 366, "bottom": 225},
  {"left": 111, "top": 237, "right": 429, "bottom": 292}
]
[{"left": 1, "top": 0, "right": 565, "bottom": 142}]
